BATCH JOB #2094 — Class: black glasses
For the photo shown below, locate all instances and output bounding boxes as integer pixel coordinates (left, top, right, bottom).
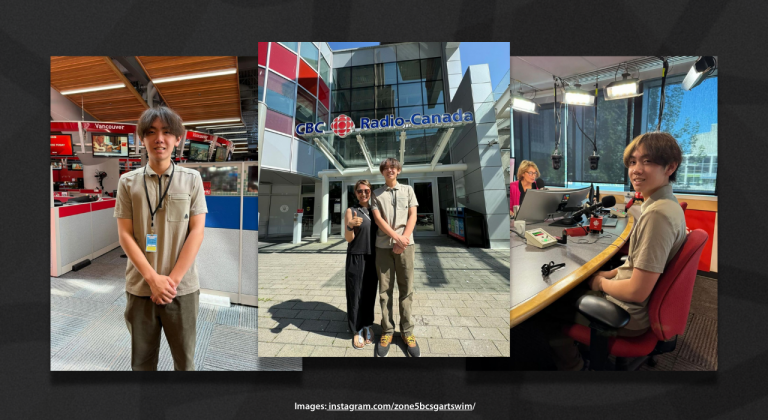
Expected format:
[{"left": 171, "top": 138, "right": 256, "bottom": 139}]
[{"left": 356, "top": 189, "right": 370, "bottom": 194}]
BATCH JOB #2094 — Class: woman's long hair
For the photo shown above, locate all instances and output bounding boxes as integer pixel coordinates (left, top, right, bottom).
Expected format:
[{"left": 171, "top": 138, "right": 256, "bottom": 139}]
[{"left": 354, "top": 180, "right": 373, "bottom": 207}]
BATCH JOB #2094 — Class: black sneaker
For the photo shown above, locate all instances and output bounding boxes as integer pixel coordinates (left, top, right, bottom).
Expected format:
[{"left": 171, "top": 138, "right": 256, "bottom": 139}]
[
  {"left": 377, "top": 334, "right": 393, "bottom": 357},
  {"left": 402, "top": 334, "right": 421, "bottom": 357}
]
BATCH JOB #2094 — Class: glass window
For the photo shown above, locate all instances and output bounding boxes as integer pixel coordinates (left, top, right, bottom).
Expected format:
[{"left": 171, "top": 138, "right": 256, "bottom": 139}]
[
  {"left": 295, "top": 87, "right": 316, "bottom": 124},
  {"left": 257, "top": 67, "right": 265, "bottom": 102},
  {"left": 422, "top": 80, "right": 444, "bottom": 106},
  {"left": 244, "top": 165, "right": 258, "bottom": 196},
  {"left": 350, "top": 87, "right": 375, "bottom": 111},
  {"left": 333, "top": 67, "right": 351, "bottom": 90},
  {"left": 423, "top": 103, "right": 445, "bottom": 115},
  {"left": 375, "top": 62, "right": 397, "bottom": 85},
  {"left": 375, "top": 85, "right": 398, "bottom": 108},
  {"left": 351, "top": 109, "right": 375, "bottom": 129},
  {"left": 331, "top": 90, "right": 351, "bottom": 113},
  {"left": 279, "top": 42, "right": 298, "bottom": 52},
  {"left": 268, "top": 44, "right": 298, "bottom": 81},
  {"left": 265, "top": 72, "right": 296, "bottom": 117},
  {"left": 376, "top": 108, "right": 394, "bottom": 119},
  {"left": 397, "top": 60, "right": 422, "bottom": 83},
  {"left": 193, "top": 165, "right": 240, "bottom": 196},
  {"left": 317, "top": 103, "right": 329, "bottom": 126},
  {"left": 300, "top": 42, "right": 319, "bottom": 70},
  {"left": 351, "top": 65, "right": 374, "bottom": 88},
  {"left": 264, "top": 109, "right": 294, "bottom": 136},
  {"left": 398, "top": 82, "right": 423, "bottom": 106},
  {"left": 421, "top": 58, "right": 442, "bottom": 81},
  {"left": 513, "top": 103, "right": 566, "bottom": 187},
  {"left": 567, "top": 92, "right": 633, "bottom": 184},
  {"left": 643, "top": 76, "right": 717, "bottom": 194},
  {"left": 319, "top": 57, "right": 330, "bottom": 84},
  {"left": 397, "top": 105, "right": 422, "bottom": 119}
]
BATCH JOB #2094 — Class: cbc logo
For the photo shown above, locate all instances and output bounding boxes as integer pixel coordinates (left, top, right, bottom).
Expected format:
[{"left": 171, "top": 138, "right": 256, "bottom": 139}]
[
  {"left": 330, "top": 114, "right": 355, "bottom": 138},
  {"left": 294, "top": 114, "right": 356, "bottom": 138}
]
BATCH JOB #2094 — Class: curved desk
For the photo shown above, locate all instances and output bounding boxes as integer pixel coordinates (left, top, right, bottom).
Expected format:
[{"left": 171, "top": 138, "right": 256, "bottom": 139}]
[{"left": 510, "top": 214, "right": 634, "bottom": 327}]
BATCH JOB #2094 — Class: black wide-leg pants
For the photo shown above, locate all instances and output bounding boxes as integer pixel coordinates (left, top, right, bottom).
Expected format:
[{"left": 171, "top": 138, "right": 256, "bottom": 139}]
[{"left": 345, "top": 253, "right": 378, "bottom": 334}]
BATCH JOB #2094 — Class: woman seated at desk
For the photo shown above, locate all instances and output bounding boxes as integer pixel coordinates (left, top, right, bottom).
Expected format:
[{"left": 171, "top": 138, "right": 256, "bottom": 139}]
[{"left": 510, "top": 160, "right": 543, "bottom": 217}]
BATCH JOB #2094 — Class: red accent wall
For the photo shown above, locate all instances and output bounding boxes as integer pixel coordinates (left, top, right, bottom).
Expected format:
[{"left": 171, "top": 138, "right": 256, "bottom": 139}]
[{"left": 684, "top": 210, "right": 717, "bottom": 272}]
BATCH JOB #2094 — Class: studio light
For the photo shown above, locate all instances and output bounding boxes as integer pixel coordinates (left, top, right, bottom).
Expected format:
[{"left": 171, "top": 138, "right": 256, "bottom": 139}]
[
  {"left": 511, "top": 93, "right": 539, "bottom": 114},
  {"left": 682, "top": 56, "right": 717, "bottom": 91},
  {"left": 213, "top": 131, "right": 247, "bottom": 135},
  {"left": 604, "top": 73, "right": 643, "bottom": 100},
  {"left": 563, "top": 84, "right": 595, "bottom": 106},
  {"left": 60, "top": 83, "right": 125, "bottom": 95}
]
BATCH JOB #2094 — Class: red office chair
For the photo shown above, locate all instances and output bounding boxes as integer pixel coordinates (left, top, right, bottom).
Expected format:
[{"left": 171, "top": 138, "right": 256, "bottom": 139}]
[{"left": 563, "top": 229, "right": 709, "bottom": 370}]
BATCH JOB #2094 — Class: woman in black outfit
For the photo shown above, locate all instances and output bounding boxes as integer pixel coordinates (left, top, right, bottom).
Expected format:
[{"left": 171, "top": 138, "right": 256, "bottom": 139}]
[{"left": 344, "top": 180, "right": 378, "bottom": 349}]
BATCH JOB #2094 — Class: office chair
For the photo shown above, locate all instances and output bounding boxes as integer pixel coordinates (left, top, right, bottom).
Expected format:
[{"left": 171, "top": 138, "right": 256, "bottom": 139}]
[{"left": 562, "top": 229, "right": 709, "bottom": 370}]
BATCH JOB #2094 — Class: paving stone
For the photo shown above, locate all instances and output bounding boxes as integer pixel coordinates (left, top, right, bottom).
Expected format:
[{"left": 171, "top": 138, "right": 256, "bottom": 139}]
[
  {"left": 461, "top": 340, "right": 503, "bottom": 357},
  {"left": 468, "top": 327, "right": 507, "bottom": 341},
  {"left": 448, "top": 316, "right": 481, "bottom": 327},
  {"left": 427, "top": 338, "right": 465, "bottom": 355},
  {"left": 439, "top": 326, "right": 473, "bottom": 339},
  {"left": 276, "top": 344, "right": 315, "bottom": 357},
  {"left": 272, "top": 330, "right": 309, "bottom": 344}
]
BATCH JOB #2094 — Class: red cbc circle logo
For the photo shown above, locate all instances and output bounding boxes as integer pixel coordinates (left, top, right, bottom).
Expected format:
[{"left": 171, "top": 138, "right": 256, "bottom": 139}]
[{"left": 331, "top": 114, "right": 355, "bottom": 138}]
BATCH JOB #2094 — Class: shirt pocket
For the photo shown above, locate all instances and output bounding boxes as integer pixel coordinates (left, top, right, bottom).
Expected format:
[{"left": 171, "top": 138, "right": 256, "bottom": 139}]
[
  {"left": 167, "top": 193, "right": 191, "bottom": 222},
  {"left": 396, "top": 195, "right": 409, "bottom": 210}
]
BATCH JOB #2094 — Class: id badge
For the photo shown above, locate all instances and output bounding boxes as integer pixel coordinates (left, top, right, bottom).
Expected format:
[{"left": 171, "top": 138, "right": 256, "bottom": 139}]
[{"left": 146, "top": 234, "right": 158, "bottom": 253}]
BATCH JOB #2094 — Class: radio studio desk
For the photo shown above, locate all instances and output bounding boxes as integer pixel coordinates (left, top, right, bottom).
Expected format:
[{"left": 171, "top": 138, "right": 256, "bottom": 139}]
[{"left": 510, "top": 213, "right": 635, "bottom": 327}]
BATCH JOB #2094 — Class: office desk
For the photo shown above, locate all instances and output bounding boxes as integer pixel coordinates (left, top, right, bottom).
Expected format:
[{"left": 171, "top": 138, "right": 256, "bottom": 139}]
[{"left": 510, "top": 214, "right": 634, "bottom": 327}]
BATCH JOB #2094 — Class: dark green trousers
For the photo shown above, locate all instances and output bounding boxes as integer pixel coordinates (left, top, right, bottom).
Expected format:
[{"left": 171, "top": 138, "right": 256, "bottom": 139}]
[{"left": 124, "top": 290, "right": 199, "bottom": 371}]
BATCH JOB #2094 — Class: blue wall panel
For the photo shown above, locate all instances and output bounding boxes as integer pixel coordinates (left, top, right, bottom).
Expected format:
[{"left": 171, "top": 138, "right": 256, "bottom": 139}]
[
  {"left": 243, "top": 196, "right": 258, "bottom": 231},
  {"left": 204, "top": 196, "right": 240, "bottom": 230}
]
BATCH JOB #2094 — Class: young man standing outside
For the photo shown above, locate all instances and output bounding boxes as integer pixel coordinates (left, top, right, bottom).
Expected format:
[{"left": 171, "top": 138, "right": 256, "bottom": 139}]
[
  {"left": 371, "top": 158, "right": 420, "bottom": 357},
  {"left": 114, "top": 106, "right": 208, "bottom": 371}
]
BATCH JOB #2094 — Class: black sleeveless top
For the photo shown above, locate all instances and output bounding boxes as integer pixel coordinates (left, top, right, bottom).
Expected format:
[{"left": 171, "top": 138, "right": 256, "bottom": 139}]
[{"left": 347, "top": 205, "right": 376, "bottom": 255}]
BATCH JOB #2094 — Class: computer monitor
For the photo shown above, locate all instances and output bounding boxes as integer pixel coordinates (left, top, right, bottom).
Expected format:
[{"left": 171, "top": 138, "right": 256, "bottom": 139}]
[{"left": 514, "top": 186, "right": 591, "bottom": 225}]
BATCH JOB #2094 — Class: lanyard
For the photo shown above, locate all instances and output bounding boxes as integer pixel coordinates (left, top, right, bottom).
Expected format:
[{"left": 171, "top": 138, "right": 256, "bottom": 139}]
[{"left": 143, "top": 162, "right": 175, "bottom": 234}]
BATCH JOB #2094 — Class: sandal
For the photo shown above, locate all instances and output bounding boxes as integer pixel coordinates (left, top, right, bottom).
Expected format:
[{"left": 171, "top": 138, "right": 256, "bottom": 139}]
[
  {"left": 363, "top": 326, "right": 374, "bottom": 346},
  {"left": 352, "top": 329, "right": 365, "bottom": 350}
]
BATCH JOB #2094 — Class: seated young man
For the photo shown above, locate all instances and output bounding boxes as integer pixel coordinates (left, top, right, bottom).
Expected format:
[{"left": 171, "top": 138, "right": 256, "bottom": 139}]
[{"left": 545, "top": 132, "right": 687, "bottom": 370}]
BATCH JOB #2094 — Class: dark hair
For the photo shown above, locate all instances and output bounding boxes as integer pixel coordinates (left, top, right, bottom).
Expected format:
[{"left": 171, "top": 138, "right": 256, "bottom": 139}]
[
  {"left": 623, "top": 132, "right": 683, "bottom": 182},
  {"left": 379, "top": 157, "right": 402, "bottom": 174},
  {"left": 137, "top": 106, "right": 185, "bottom": 140}
]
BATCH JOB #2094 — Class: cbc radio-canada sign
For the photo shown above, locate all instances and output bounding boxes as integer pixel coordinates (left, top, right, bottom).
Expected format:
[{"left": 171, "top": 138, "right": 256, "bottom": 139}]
[{"left": 296, "top": 109, "right": 474, "bottom": 138}]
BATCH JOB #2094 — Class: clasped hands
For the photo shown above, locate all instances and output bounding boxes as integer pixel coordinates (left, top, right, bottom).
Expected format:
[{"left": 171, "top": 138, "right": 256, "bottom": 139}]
[
  {"left": 393, "top": 234, "right": 409, "bottom": 254},
  {"left": 148, "top": 273, "right": 178, "bottom": 305}
]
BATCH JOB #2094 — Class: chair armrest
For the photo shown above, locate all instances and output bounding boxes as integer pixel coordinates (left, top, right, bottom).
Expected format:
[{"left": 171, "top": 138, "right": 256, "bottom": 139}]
[{"left": 576, "top": 295, "right": 631, "bottom": 329}]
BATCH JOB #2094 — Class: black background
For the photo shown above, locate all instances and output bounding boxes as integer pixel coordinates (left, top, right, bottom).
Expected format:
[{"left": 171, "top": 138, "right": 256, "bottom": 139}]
[{"left": 1, "top": 0, "right": 762, "bottom": 418}]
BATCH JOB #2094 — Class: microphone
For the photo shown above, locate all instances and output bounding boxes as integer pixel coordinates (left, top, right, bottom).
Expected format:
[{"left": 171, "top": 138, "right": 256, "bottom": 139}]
[
  {"left": 595, "top": 186, "right": 600, "bottom": 203},
  {"left": 625, "top": 191, "right": 643, "bottom": 211},
  {"left": 535, "top": 178, "right": 545, "bottom": 189},
  {"left": 552, "top": 152, "right": 562, "bottom": 170},
  {"left": 572, "top": 195, "right": 616, "bottom": 220}
]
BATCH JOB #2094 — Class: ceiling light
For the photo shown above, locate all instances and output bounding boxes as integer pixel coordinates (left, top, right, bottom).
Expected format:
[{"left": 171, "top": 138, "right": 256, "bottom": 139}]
[
  {"left": 152, "top": 68, "right": 237, "bottom": 84},
  {"left": 213, "top": 131, "right": 247, "bottom": 135},
  {"left": 682, "top": 56, "right": 717, "bottom": 91},
  {"left": 60, "top": 83, "right": 125, "bottom": 95},
  {"left": 563, "top": 84, "right": 595, "bottom": 106},
  {"left": 233, "top": 151, "right": 248, "bottom": 153},
  {"left": 196, "top": 124, "right": 245, "bottom": 129},
  {"left": 511, "top": 93, "right": 539, "bottom": 114},
  {"left": 228, "top": 138, "right": 247, "bottom": 141},
  {"left": 183, "top": 118, "right": 241, "bottom": 125},
  {"left": 604, "top": 73, "right": 643, "bottom": 100}
]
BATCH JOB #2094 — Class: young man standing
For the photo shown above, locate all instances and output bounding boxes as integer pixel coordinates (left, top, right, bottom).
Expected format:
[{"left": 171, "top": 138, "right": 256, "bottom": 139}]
[
  {"left": 371, "top": 158, "right": 420, "bottom": 357},
  {"left": 546, "top": 132, "right": 687, "bottom": 370},
  {"left": 114, "top": 106, "right": 207, "bottom": 371}
]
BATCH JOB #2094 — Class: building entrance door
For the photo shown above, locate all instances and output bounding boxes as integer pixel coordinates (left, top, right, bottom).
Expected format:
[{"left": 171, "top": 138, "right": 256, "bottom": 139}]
[{"left": 410, "top": 178, "right": 440, "bottom": 237}]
